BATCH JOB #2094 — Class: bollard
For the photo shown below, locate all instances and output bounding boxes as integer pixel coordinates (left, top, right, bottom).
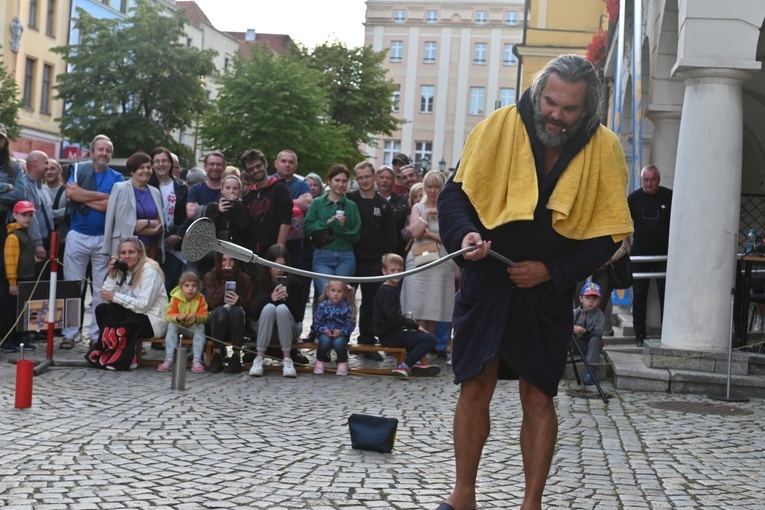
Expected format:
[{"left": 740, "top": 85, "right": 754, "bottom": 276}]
[
  {"left": 15, "top": 344, "right": 34, "bottom": 408},
  {"left": 171, "top": 336, "right": 187, "bottom": 391}
]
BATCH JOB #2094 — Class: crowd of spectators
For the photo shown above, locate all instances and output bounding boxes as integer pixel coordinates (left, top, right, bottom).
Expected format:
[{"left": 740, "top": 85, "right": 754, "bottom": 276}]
[{"left": 0, "top": 129, "right": 450, "bottom": 377}]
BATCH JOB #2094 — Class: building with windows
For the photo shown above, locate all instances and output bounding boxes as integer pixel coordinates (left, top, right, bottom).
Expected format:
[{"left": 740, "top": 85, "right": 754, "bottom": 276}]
[
  {"left": 2, "top": 0, "right": 71, "bottom": 159},
  {"left": 363, "top": 0, "right": 525, "bottom": 171}
]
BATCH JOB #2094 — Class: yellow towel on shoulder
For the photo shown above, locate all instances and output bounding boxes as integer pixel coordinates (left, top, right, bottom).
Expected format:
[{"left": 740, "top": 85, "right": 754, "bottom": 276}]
[{"left": 454, "top": 105, "right": 633, "bottom": 242}]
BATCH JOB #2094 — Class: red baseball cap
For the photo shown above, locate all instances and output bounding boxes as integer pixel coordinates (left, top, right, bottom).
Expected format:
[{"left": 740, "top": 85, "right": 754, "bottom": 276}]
[{"left": 13, "top": 200, "right": 36, "bottom": 214}]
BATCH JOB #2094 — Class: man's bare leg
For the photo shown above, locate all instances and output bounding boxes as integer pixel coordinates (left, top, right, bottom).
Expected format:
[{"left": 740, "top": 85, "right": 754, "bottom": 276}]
[
  {"left": 443, "top": 358, "right": 499, "bottom": 510},
  {"left": 518, "top": 377, "right": 558, "bottom": 510}
]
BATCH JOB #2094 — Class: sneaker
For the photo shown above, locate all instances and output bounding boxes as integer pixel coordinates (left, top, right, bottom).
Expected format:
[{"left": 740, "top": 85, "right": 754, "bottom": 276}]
[
  {"left": 336, "top": 362, "right": 348, "bottom": 376},
  {"left": 411, "top": 360, "right": 441, "bottom": 377},
  {"left": 583, "top": 373, "right": 596, "bottom": 386},
  {"left": 363, "top": 351, "right": 383, "bottom": 362},
  {"left": 157, "top": 359, "right": 173, "bottom": 372},
  {"left": 249, "top": 355, "right": 264, "bottom": 377},
  {"left": 282, "top": 358, "right": 297, "bottom": 378},
  {"left": 192, "top": 358, "right": 205, "bottom": 373},
  {"left": 1, "top": 343, "right": 19, "bottom": 353},
  {"left": 313, "top": 360, "right": 325, "bottom": 375},
  {"left": 224, "top": 354, "right": 242, "bottom": 374},
  {"left": 391, "top": 364, "right": 409, "bottom": 378},
  {"left": 129, "top": 357, "right": 138, "bottom": 370},
  {"left": 208, "top": 352, "right": 224, "bottom": 373}
]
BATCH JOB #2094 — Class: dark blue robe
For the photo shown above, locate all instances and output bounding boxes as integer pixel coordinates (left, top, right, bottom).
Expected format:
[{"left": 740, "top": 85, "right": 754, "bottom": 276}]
[{"left": 438, "top": 90, "right": 617, "bottom": 396}]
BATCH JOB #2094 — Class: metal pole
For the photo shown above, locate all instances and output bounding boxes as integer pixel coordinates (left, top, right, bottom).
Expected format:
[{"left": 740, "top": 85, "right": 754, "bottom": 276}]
[
  {"left": 710, "top": 233, "right": 748, "bottom": 402},
  {"left": 171, "top": 334, "right": 187, "bottom": 391}
]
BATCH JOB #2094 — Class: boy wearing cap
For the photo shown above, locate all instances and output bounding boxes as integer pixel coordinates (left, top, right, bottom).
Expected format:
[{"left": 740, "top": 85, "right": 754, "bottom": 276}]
[
  {"left": 0, "top": 201, "right": 38, "bottom": 353},
  {"left": 572, "top": 282, "right": 605, "bottom": 384}
]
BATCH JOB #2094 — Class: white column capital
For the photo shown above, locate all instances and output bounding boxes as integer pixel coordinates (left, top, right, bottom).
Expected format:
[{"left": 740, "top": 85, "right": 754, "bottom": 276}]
[
  {"left": 674, "top": 67, "right": 754, "bottom": 87},
  {"left": 645, "top": 110, "right": 681, "bottom": 123}
]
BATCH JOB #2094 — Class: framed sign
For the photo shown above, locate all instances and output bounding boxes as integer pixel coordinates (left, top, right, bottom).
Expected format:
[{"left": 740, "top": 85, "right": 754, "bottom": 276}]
[{"left": 17, "top": 281, "right": 82, "bottom": 332}]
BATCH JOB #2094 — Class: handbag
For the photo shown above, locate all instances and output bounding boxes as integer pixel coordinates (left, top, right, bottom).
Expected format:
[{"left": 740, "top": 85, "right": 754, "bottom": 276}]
[
  {"left": 311, "top": 228, "right": 334, "bottom": 249},
  {"left": 413, "top": 241, "right": 439, "bottom": 267},
  {"left": 609, "top": 255, "right": 633, "bottom": 289},
  {"left": 348, "top": 413, "right": 398, "bottom": 453}
]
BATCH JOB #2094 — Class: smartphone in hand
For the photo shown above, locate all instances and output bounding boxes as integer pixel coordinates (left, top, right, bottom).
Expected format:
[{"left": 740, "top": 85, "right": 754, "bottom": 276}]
[{"left": 225, "top": 281, "right": 236, "bottom": 293}]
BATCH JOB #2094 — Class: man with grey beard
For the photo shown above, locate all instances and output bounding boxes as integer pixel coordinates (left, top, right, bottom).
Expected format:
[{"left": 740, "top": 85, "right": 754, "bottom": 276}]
[{"left": 435, "top": 55, "right": 634, "bottom": 510}]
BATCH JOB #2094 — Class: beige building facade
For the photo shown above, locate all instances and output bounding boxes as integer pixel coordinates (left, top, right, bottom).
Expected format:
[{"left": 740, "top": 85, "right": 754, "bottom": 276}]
[
  {"left": 2, "top": 0, "right": 70, "bottom": 159},
  {"left": 363, "top": 0, "right": 525, "bottom": 171}
]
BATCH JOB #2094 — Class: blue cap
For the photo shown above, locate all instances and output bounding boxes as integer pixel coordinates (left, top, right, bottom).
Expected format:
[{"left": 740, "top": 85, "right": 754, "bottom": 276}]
[{"left": 581, "top": 282, "right": 601, "bottom": 297}]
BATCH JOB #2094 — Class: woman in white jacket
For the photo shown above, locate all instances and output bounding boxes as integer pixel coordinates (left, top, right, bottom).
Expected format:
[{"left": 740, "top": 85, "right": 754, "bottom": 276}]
[
  {"left": 86, "top": 237, "right": 168, "bottom": 371},
  {"left": 103, "top": 152, "right": 165, "bottom": 262}
]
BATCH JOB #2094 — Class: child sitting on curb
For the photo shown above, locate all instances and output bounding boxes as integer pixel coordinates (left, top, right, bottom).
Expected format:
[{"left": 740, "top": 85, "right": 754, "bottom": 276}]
[
  {"left": 572, "top": 282, "right": 605, "bottom": 385},
  {"left": 159, "top": 272, "right": 209, "bottom": 373},
  {"left": 374, "top": 253, "right": 440, "bottom": 378}
]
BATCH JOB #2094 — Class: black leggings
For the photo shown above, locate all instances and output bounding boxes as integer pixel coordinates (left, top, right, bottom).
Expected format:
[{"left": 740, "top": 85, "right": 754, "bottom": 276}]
[{"left": 209, "top": 306, "right": 245, "bottom": 349}]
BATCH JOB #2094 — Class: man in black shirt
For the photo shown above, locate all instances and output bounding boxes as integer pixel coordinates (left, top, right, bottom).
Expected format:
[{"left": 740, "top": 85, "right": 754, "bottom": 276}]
[
  {"left": 628, "top": 164, "right": 672, "bottom": 346},
  {"left": 348, "top": 162, "right": 397, "bottom": 359}
]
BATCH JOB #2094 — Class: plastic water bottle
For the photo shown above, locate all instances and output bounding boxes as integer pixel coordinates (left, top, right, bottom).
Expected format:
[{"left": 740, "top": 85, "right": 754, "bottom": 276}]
[{"left": 746, "top": 228, "right": 757, "bottom": 254}]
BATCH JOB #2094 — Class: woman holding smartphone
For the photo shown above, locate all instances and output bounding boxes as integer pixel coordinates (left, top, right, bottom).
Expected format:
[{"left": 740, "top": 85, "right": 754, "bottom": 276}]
[
  {"left": 248, "top": 244, "right": 305, "bottom": 378},
  {"left": 203, "top": 252, "right": 254, "bottom": 374}
]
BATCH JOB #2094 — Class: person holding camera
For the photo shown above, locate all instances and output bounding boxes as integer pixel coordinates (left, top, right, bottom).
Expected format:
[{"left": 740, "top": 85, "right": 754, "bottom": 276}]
[
  {"left": 203, "top": 252, "right": 255, "bottom": 374},
  {"left": 208, "top": 174, "right": 243, "bottom": 241},
  {"left": 86, "top": 237, "right": 168, "bottom": 371},
  {"left": 248, "top": 244, "right": 305, "bottom": 377}
]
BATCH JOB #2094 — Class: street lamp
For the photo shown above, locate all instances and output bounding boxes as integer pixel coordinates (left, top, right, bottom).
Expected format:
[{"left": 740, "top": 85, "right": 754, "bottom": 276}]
[
  {"left": 420, "top": 157, "right": 431, "bottom": 173},
  {"left": 438, "top": 158, "right": 446, "bottom": 171}
]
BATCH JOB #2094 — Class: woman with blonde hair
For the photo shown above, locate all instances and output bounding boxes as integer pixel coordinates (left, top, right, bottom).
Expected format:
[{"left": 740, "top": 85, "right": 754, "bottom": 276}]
[
  {"left": 401, "top": 170, "right": 455, "bottom": 334},
  {"left": 86, "top": 237, "right": 168, "bottom": 371}
]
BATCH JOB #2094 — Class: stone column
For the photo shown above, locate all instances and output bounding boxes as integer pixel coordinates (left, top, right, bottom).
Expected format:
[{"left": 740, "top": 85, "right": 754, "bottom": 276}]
[
  {"left": 662, "top": 68, "right": 753, "bottom": 351},
  {"left": 645, "top": 110, "right": 681, "bottom": 190}
]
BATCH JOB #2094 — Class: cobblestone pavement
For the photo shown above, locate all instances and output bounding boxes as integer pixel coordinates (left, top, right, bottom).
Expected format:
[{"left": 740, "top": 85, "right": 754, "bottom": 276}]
[{"left": 2, "top": 344, "right": 764, "bottom": 510}]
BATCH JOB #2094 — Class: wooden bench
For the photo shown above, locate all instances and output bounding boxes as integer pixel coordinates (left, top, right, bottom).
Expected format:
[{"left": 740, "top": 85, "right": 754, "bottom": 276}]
[
  {"left": 137, "top": 338, "right": 406, "bottom": 375},
  {"left": 135, "top": 337, "right": 213, "bottom": 368},
  {"left": 253, "top": 342, "right": 407, "bottom": 375}
]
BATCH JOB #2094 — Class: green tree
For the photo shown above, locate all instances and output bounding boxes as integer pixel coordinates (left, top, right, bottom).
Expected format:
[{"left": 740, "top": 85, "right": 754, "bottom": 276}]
[
  {"left": 200, "top": 47, "right": 356, "bottom": 174},
  {"left": 53, "top": 0, "right": 216, "bottom": 157},
  {"left": 298, "top": 41, "right": 402, "bottom": 152},
  {"left": 0, "top": 51, "right": 22, "bottom": 138}
]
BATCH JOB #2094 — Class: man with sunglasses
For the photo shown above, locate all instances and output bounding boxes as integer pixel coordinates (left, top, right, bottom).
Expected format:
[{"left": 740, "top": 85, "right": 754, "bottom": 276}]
[{"left": 628, "top": 164, "right": 672, "bottom": 346}]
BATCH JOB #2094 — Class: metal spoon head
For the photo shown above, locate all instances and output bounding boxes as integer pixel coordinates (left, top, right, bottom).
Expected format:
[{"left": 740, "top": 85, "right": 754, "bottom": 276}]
[{"left": 182, "top": 217, "right": 218, "bottom": 262}]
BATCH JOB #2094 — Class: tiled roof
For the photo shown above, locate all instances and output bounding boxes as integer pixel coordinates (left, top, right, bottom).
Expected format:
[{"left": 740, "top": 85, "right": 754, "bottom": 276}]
[
  {"left": 226, "top": 31, "right": 294, "bottom": 57},
  {"left": 176, "top": 1, "right": 214, "bottom": 28}
]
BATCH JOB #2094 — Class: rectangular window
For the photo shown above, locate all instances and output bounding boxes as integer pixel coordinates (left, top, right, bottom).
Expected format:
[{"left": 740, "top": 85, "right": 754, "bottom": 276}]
[
  {"left": 425, "top": 10, "right": 438, "bottom": 23},
  {"left": 45, "top": 0, "right": 55, "bottom": 35},
  {"left": 41, "top": 64, "right": 52, "bottom": 114},
  {"left": 500, "top": 88, "right": 515, "bottom": 107},
  {"left": 475, "top": 10, "right": 489, "bottom": 24},
  {"left": 504, "top": 44, "right": 517, "bottom": 65},
  {"left": 393, "top": 9, "right": 406, "bottom": 23},
  {"left": 224, "top": 56, "right": 230, "bottom": 74},
  {"left": 505, "top": 11, "right": 519, "bottom": 25},
  {"left": 383, "top": 140, "right": 401, "bottom": 166},
  {"left": 23, "top": 58, "right": 35, "bottom": 108},
  {"left": 420, "top": 85, "right": 435, "bottom": 114},
  {"left": 390, "top": 41, "right": 403, "bottom": 63},
  {"left": 423, "top": 42, "right": 437, "bottom": 64},
  {"left": 29, "top": 0, "right": 38, "bottom": 28},
  {"left": 469, "top": 87, "right": 485, "bottom": 115},
  {"left": 414, "top": 141, "right": 433, "bottom": 165},
  {"left": 391, "top": 85, "right": 400, "bottom": 112},
  {"left": 474, "top": 43, "right": 487, "bottom": 65}
]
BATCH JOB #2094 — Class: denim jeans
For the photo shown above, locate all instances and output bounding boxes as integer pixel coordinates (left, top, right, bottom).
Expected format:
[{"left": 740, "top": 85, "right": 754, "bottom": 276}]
[
  {"left": 165, "top": 322, "right": 206, "bottom": 359},
  {"left": 312, "top": 249, "right": 356, "bottom": 299},
  {"left": 316, "top": 334, "right": 349, "bottom": 363},
  {"left": 380, "top": 330, "right": 436, "bottom": 368}
]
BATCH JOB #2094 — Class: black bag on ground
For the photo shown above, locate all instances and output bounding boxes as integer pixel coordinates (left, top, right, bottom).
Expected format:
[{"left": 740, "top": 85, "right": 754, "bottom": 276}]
[
  {"left": 610, "top": 256, "right": 634, "bottom": 290},
  {"left": 311, "top": 229, "right": 334, "bottom": 249},
  {"left": 348, "top": 414, "right": 398, "bottom": 453}
]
